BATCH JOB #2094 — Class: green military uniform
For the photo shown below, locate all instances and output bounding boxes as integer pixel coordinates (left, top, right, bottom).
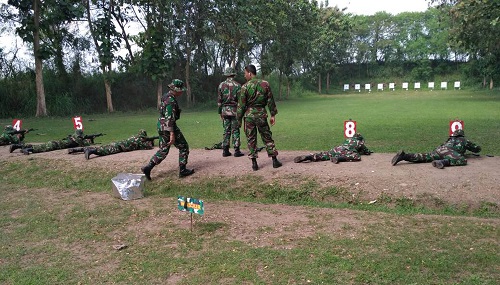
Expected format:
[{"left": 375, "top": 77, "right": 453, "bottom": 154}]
[
  {"left": 392, "top": 129, "right": 481, "bottom": 169},
  {"left": 1, "top": 125, "right": 25, "bottom": 146},
  {"left": 21, "top": 129, "right": 90, "bottom": 154},
  {"left": 294, "top": 133, "right": 373, "bottom": 163},
  {"left": 237, "top": 67, "right": 282, "bottom": 173},
  {"left": 83, "top": 130, "right": 156, "bottom": 159},
  {"left": 141, "top": 79, "right": 194, "bottom": 179},
  {"left": 218, "top": 67, "right": 243, "bottom": 157}
]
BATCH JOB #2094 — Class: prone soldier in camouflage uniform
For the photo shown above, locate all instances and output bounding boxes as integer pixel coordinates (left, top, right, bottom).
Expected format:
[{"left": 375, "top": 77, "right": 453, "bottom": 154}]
[
  {"left": 237, "top": 64, "right": 282, "bottom": 171},
  {"left": 14, "top": 129, "right": 92, "bottom": 155},
  {"left": 2, "top": 125, "right": 31, "bottom": 146},
  {"left": 294, "top": 133, "right": 373, "bottom": 164},
  {"left": 391, "top": 129, "right": 481, "bottom": 169},
  {"left": 68, "top": 130, "right": 157, "bottom": 159},
  {"left": 141, "top": 79, "right": 195, "bottom": 179},
  {"left": 218, "top": 67, "right": 244, "bottom": 157}
]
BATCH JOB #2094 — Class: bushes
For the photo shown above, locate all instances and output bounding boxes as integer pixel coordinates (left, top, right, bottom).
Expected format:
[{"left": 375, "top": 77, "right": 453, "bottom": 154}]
[{"left": 0, "top": 59, "right": 492, "bottom": 119}]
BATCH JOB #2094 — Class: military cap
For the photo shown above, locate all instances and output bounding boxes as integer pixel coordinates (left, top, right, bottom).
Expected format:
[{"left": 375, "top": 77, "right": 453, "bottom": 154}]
[
  {"left": 452, "top": 129, "right": 464, "bottom": 137},
  {"left": 168, "top": 79, "right": 187, "bottom": 92},
  {"left": 223, "top": 67, "right": 236, "bottom": 76}
]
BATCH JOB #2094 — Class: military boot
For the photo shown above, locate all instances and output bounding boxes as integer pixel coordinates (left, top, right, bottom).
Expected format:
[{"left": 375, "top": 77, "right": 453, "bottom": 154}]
[
  {"left": 179, "top": 165, "right": 195, "bottom": 178},
  {"left": 141, "top": 161, "right": 156, "bottom": 180},
  {"left": 391, "top": 150, "right": 408, "bottom": 166},
  {"left": 331, "top": 156, "right": 347, "bottom": 164},
  {"left": 294, "top": 155, "right": 313, "bottom": 163},
  {"left": 272, "top": 156, "right": 282, "bottom": 168},
  {"left": 251, "top": 158, "right": 259, "bottom": 171},
  {"left": 21, "top": 147, "right": 33, "bottom": 155},
  {"left": 233, "top": 147, "right": 244, "bottom": 157},
  {"left": 9, "top": 144, "right": 23, "bottom": 153},
  {"left": 432, "top": 159, "right": 450, "bottom": 169},
  {"left": 68, "top": 147, "right": 84, "bottom": 154},
  {"left": 84, "top": 147, "right": 97, "bottom": 160},
  {"left": 222, "top": 146, "right": 232, "bottom": 157}
]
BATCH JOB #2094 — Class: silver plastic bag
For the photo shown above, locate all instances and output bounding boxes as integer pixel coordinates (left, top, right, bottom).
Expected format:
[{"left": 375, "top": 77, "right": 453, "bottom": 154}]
[{"left": 111, "top": 173, "right": 146, "bottom": 200}]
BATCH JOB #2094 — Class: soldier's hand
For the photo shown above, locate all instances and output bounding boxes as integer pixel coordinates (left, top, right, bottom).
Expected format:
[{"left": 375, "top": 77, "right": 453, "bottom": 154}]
[
  {"left": 168, "top": 133, "right": 175, "bottom": 146},
  {"left": 270, "top": 116, "right": 276, "bottom": 126}
]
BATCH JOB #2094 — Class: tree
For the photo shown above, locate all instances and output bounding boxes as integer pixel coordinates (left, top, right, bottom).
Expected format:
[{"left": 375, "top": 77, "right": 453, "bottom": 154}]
[
  {"left": 6, "top": 0, "right": 84, "bottom": 116},
  {"left": 267, "top": 0, "right": 319, "bottom": 99},
  {"left": 312, "top": 5, "right": 351, "bottom": 93},
  {"left": 431, "top": 0, "right": 500, "bottom": 88},
  {"left": 85, "top": 0, "right": 123, "bottom": 112},
  {"left": 135, "top": 0, "right": 173, "bottom": 108}
]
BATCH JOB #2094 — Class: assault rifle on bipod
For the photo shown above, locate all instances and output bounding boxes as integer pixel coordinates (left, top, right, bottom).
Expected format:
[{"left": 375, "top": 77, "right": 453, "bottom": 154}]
[
  {"left": 9, "top": 128, "right": 37, "bottom": 135},
  {"left": 84, "top": 133, "right": 106, "bottom": 144}
]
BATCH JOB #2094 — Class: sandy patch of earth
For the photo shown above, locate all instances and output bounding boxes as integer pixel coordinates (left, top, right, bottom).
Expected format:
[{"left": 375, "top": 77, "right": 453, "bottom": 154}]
[{"left": 2, "top": 146, "right": 499, "bottom": 207}]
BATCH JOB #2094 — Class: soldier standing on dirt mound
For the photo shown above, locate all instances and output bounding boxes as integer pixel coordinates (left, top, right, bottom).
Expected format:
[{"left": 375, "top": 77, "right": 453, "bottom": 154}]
[
  {"left": 391, "top": 129, "right": 481, "bottom": 169},
  {"left": 141, "top": 79, "right": 195, "bottom": 180},
  {"left": 217, "top": 67, "right": 244, "bottom": 158},
  {"left": 237, "top": 64, "right": 282, "bottom": 171}
]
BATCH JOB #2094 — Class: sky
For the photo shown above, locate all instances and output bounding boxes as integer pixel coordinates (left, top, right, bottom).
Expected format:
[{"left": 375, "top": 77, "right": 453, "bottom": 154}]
[{"left": 328, "top": 0, "right": 430, "bottom": 15}]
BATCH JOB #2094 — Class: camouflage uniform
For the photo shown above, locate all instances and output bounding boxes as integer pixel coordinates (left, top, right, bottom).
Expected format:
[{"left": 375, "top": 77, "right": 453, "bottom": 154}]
[
  {"left": 314, "top": 135, "right": 371, "bottom": 161},
  {"left": 218, "top": 67, "right": 242, "bottom": 156},
  {"left": 237, "top": 77, "right": 278, "bottom": 159},
  {"left": 294, "top": 133, "right": 372, "bottom": 163},
  {"left": 0, "top": 125, "right": 24, "bottom": 145},
  {"left": 24, "top": 130, "right": 90, "bottom": 154},
  {"left": 141, "top": 79, "right": 194, "bottom": 179},
  {"left": 84, "top": 130, "right": 155, "bottom": 158},
  {"left": 392, "top": 129, "right": 481, "bottom": 168}
]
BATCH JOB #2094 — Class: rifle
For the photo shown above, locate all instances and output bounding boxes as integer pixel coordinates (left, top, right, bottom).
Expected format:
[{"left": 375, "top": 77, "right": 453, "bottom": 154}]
[
  {"left": 9, "top": 128, "right": 36, "bottom": 135},
  {"left": 144, "top": 136, "right": 159, "bottom": 142},
  {"left": 84, "top": 133, "right": 105, "bottom": 144}
]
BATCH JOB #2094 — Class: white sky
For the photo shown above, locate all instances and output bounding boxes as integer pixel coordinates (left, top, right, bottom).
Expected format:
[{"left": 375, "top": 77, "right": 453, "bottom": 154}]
[{"left": 328, "top": 0, "right": 430, "bottom": 15}]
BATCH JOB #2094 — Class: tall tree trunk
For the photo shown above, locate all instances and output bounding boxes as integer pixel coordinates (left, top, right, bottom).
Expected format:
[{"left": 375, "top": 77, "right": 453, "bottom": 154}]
[
  {"left": 104, "top": 79, "right": 113, "bottom": 112},
  {"left": 287, "top": 79, "right": 290, "bottom": 100},
  {"left": 490, "top": 78, "right": 494, "bottom": 90},
  {"left": 86, "top": 0, "right": 114, "bottom": 113},
  {"left": 34, "top": 0, "right": 47, "bottom": 117},
  {"left": 318, "top": 74, "right": 322, "bottom": 94},
  {"left": 326, "top": 72, "right": 330, "bottom": 93}
]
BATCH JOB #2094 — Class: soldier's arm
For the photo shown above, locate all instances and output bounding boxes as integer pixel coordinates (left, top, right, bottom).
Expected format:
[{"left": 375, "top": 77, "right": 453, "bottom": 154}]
[
  {"left": 265, "top": 82, "right": 278, "bottom": 116},
  {"left": 466, "top": 140, "right": 481, "bottom": 153},
  {"left": 236, "top": 87, "right": 247, "bottom": 126}
]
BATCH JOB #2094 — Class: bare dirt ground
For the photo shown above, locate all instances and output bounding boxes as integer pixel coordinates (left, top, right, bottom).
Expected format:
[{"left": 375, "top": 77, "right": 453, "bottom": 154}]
[
  {"left": 1, "top": 146, "right": 499, "bottom": 253},
  {"left": 2, "top": 146, "right": 499, "bottom": 208}
]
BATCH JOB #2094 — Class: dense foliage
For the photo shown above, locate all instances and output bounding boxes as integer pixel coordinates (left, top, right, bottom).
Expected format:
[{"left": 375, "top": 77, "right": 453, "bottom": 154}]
[{"left": 0, "top": 0, "right": 498, "bottom": 117}]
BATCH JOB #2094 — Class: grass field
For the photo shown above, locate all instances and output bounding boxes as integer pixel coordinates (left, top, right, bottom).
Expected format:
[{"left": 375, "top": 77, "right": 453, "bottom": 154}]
[
  {"left": 1, "top": 89, "right": 499, "bottom": 284},
  {"left": 2, "top": 89, "right": 499, "bottom": 155}
]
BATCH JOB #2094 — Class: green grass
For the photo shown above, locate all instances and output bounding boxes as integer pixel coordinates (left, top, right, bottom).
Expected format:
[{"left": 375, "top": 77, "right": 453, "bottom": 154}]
[
  {"left": 1, "top": 90, "right": 499, "bottom": 284},
  {"left": 0, "top": 159, "right": 499, "bottom": 284},
  {"left": 2, "top": 89, "right": 499, "bottom": 155}
]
